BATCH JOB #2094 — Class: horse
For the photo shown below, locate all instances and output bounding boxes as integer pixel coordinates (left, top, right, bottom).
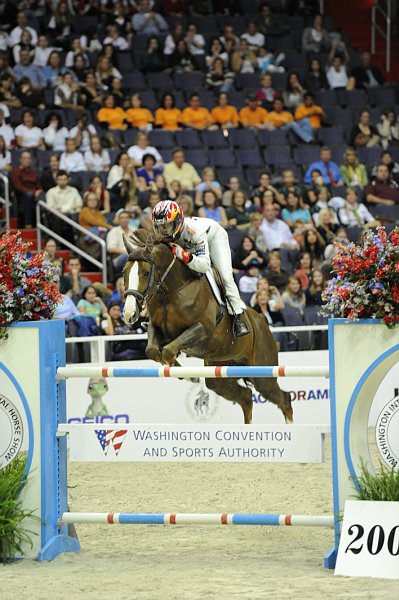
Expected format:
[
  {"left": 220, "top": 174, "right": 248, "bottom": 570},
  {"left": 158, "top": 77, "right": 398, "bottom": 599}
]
[{"left": 122, "top": 229, "right": 293, "bottom": 425}]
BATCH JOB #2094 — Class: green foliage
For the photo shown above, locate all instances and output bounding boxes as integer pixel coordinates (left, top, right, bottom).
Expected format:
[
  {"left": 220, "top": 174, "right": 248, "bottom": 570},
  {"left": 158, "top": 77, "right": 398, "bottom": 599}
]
[
  {"left": 0, "top": 457, "right": 38, "bottom": 563},
  {"left": 353, "top": 459, "right": 399, "bottom": 501}
]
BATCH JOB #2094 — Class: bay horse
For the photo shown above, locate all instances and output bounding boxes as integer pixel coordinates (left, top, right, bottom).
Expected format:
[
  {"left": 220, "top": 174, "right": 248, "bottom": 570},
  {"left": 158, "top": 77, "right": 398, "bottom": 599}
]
[{"left": 123, "top": 229, "right": 292, "bottom": 424}]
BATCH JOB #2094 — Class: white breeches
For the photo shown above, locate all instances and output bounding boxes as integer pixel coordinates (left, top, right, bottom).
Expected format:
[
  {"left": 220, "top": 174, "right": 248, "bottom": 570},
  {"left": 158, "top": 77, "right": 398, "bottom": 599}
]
[{"left": 208, "top": 228, "right": 243, "bottom": 315}]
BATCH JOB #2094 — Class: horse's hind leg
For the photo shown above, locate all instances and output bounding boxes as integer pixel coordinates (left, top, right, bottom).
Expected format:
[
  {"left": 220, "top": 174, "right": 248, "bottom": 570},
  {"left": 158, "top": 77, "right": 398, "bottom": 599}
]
[
  {"left": 253, "top": 377, "right": 293, "bottom": 423},
  {"left": 205, "top": 377, "right": 253, "bottom": 424}
]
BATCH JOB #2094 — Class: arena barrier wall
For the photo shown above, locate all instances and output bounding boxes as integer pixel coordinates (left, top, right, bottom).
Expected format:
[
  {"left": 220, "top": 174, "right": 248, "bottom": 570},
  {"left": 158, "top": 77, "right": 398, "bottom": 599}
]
[{"left": 1, "top": 319, "right": 397, "bottom": 568}]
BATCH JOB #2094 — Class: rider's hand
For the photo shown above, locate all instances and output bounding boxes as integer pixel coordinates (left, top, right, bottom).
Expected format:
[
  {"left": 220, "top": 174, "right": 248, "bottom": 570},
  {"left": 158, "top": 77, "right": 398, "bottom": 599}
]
[{"left": 170, "top": 244, "right": 192, "bottom": 264}]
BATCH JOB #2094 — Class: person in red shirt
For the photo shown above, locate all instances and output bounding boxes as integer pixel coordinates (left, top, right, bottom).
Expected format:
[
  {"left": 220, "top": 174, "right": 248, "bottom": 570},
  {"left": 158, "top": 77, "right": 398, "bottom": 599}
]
[{"left": 11, "top": 150, "right": 42, "bottom": 228}]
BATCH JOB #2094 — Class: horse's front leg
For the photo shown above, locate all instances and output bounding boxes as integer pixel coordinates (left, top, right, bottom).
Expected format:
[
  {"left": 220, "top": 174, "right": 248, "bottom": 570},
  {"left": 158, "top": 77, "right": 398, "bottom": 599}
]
[
  {"left": 146, "top": 321, "right": 163, "bottom": 363},
  {"left": 161, "top": 322, "right": 208, "bottom": 366}
]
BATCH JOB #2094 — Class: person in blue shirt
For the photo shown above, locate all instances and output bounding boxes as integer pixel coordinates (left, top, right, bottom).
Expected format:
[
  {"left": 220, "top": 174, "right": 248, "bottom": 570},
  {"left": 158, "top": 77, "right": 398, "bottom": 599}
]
[
  {"left": 281, "top": 192, "right": 312, "bottom": 228},
  {"left": 13, "top": 48, "right": 46, "bottom": 88},
  {"left": 304, "top": 146, "right": 344, "bottom": 186},
  {"left": 136, "top": 153, "right": 162, "bottom": 187}
]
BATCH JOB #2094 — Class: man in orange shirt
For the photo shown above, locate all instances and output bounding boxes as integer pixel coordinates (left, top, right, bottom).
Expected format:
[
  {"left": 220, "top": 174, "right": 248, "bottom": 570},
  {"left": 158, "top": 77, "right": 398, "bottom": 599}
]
[
  {"left": 295, "top": 92, "right": 326, "bottom": 129},
  {"left": 180, "top": 93, "right": 214, "bottom": 130},
  {"left": 267, "top": 97, "right": 314, "bottom": 143},
  {"left": 210, "top": 92, "right": 239, "bottom": 129},
  {"left": 239, "top": 93, "right": 270, "bottom": 129}
]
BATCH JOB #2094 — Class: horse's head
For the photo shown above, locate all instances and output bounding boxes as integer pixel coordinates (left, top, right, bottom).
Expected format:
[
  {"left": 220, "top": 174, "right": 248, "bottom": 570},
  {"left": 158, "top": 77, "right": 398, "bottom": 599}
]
[{"left": 123, "top": 233, "right": 154, "bottom": 324}]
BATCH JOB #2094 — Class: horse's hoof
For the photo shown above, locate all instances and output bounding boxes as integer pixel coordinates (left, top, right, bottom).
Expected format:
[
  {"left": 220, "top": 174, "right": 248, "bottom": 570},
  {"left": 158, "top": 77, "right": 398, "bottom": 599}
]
[{"left": 161, "top": 347, "right": 176, "bottom": 366}]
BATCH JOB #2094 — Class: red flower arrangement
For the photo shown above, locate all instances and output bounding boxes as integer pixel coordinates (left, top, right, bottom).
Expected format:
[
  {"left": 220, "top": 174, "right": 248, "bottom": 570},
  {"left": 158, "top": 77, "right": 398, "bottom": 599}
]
[
  {"left": 0, "top": 231, "right": 61, "bottom": 339},
  {"left": 321, "top": 227, "right": 399, "bottom": 327}
]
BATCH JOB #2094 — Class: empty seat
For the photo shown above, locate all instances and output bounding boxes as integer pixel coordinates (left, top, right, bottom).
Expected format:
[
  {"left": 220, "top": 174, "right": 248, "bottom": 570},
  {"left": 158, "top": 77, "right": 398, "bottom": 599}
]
[
  {"left": 293, "top": 146, "right": 320, "bottom": 166},
  {"left": 146, "top": 72, "right": 173, "bottom": 91},
  {"left": 227, "top": 90, "right": 246, "bottom": 109},
  {"left": 236, "top": 148, "right": 263, "bottom": 167},
  {"left": 201, "top": 130, "right": 229, "bottom": 148},
  {"left": 337, "top": 89, "right": 368, "bottom": 108},
  {"left": 118, "top": 53, "right": 134, "bottom": 72},
  {"left": 227, "top": 128, "right": 257, "bottom": 148},
  {"left": 175, "top": 129, "right": 202, "bottom": 148},
  {"left": 196, "top": 90, "right": 216, "bottom": 110},
  {"left": 258, "top": 129, "right": 288, "bottom": 147},
  {"left": 316, "top": 128, "right": 345, "bottom": 146},
  {"left": 122, "top": 72, "right": 146, "bottom": 91},
  {"left": 329, "top": 146, "right": 346, "bottom": 165},
  {"left": 216, "top": 166, "right": 244, "bottom": 186},
  {"left": 356, "top": 147, "right": 384, "bottom": 167},
  {"left": 314, "top": 89, "right": 338, "bottom": 107},
  {"left": 235, "top": 73, "right": 260, "bottom": 90},
  {"left": 184, "top": 149, "right": 209, "bottom": 170},
  {"left": 324, "top": 107, "right": 353, "bottom": 127},
  {"left": 149, "top": 130, "right": 175, "bottom": 149},
  {"left": 263, "top": 146, "right": 292, "bottom": 166},
  {"left": 284, "top": 52, "right": 308, "bottom": 71},
  {"left": 139, "top": 89, "right": 158, "bottom": 110},
  {"left": 245, "top": 167, "right": 267, "bottom": 187},
  {"left": 209, "top": 149, "right": 236, "bottom": 167},
  {"left": 174, "top": 71, "right": 204, "bottom": 90},
  {"left": 369, "top": 86, "right": 397, "bottom": 108},
  {"left": 228, "top": 229, "right": 247, "bottom": 252},
  {"left": 123, "top": 128, "right": 139, "bottom": 147}
]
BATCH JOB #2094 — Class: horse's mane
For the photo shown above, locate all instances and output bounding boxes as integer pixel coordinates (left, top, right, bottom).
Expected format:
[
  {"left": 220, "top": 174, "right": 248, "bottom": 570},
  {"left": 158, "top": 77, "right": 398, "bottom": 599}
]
[{"left": 128, "top": 228, "right": 155, "bottom": 252}]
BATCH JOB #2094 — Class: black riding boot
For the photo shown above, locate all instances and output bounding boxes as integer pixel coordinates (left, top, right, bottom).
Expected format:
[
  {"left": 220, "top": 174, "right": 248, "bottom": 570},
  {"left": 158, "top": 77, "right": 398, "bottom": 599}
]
[{"left": 233, "top": 313, "right": 250, "bottom": 338}]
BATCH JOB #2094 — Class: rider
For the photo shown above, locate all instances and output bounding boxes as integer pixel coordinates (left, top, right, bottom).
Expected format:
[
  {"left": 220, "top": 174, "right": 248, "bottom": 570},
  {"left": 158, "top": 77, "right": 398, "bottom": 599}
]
[{"left": 152, "top": 200, "right": 250, "bottom": 338}]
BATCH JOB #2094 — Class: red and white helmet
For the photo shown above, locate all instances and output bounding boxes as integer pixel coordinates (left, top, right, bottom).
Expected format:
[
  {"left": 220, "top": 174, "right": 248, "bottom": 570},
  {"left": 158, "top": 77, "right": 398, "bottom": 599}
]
[{"left": 152, "top": 200, "right": 184, "bottom": 241}]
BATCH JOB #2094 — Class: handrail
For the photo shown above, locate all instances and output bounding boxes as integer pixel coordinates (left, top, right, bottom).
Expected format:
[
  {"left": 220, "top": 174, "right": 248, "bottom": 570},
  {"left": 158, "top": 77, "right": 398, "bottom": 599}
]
[
  {"left": 0, "top": 174, "right": 10, "bottom": 230},
  {"left": 36, "top": 200, "right": 108, "bottom": 284},
  {"left": 371, "top": 0, "right": 392, "bottom": 72}
]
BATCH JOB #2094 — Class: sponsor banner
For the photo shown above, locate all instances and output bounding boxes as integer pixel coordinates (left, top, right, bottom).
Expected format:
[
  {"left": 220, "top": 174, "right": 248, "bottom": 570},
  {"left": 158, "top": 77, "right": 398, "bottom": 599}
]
[
  {"left": 66, "top": 351, "right": 331, "bottom": 425},
  {"left": 0, "top": 393, "right": 24, "bottom": 469},
  {"left": 65, "top": 351, "right": 399, "bottom": 427},
  {"left": 62, "top": 423, "right": 328, "bottom": 463}
]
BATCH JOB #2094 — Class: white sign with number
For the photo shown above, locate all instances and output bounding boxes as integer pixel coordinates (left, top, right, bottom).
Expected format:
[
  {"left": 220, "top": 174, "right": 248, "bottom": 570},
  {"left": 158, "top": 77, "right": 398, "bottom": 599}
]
[{"left": 335, "top": 500, "right": 399, "bottom": 580}]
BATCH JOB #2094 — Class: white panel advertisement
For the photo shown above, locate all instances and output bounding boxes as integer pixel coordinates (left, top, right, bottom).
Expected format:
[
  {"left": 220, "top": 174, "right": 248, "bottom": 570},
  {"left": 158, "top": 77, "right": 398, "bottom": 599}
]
[{"left": 62, "top": 423, "right": 327, "bottom": 463}]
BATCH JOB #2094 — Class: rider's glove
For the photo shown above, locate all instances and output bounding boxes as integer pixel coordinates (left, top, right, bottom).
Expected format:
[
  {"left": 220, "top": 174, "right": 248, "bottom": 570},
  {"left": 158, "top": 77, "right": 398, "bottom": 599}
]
[{"left": 170, "top": 244, "right": 192, "bottom": 264}]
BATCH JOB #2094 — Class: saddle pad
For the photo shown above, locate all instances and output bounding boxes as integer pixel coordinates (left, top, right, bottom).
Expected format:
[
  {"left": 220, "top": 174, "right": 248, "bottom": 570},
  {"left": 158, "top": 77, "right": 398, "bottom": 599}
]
[{"left": 205, "top": 269, "right": 225, "bottom": 306}]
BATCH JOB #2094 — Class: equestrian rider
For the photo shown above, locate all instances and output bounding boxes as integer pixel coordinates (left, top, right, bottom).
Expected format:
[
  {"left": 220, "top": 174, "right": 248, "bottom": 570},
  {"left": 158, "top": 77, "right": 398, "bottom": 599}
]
[{"left": 152, "top": 200, "right": 250, "bottom": 338}]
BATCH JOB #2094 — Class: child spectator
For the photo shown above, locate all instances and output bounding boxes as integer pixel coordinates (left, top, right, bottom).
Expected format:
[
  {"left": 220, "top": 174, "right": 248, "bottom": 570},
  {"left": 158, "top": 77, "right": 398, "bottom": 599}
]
[
  {"left": 210, "top": 92, "right": 239, "bottom": 129},
  {"left": 294, "top": 252, "right": 313, "bottom": 290},
  {"left": 239, "top": 259, "right": 262, "bottom": 294},
  {"left": 281, "top": 192, "right": 311, "bottom": 229},
  {"left": 195, "top": 167, "right": 222, "bottom": 206},
  {"left": 338, "top": 188, "right": 380, "bottom": 229},
  {"left": 233, "top": 236, "right": 266, "bottom": 271},
  {"left": 97, "top": 93, "right": 127, "bottom": 130}
]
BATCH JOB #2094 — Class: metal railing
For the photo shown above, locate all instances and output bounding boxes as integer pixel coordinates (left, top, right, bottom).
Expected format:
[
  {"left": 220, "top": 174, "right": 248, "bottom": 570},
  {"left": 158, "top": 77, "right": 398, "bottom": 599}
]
[
  {"left": 0, "top": 174, "right": 10, "bottom": 230},
  {"left": 36, "top": 200, "right": 108, "bottom": 284},
  {"left": 371, "top": 0, "right": 392, "bottom": 72},
  {"left": 64, "top": 325, "right": 329, "bottom": 363}
]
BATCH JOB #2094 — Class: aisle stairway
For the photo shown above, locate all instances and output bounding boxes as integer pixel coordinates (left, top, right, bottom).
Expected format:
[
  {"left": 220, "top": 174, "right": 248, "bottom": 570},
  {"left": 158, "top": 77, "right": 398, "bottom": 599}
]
[
  {"left": 7, "top": 217, "right": 103, "bottom": 283},
  {"left": 325, "top": 0, "right": 399, "bottom": 80}
]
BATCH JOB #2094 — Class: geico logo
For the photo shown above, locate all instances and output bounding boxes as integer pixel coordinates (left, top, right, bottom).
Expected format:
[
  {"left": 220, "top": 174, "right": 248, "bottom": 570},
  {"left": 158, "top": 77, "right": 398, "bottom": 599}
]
[{"left": 67, "top": 414, "right": 130, "bottom": 424}]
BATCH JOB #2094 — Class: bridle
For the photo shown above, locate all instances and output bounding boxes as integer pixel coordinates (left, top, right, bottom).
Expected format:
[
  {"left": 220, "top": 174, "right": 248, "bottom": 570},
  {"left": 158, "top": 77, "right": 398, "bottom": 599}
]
[{"left": 124, "top": 253, "right": 177, "bottom": 312}]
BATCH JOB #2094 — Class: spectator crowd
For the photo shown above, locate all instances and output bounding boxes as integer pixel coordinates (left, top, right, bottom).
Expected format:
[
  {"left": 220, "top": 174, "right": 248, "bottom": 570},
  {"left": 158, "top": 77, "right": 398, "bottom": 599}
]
[{"left": 1, "top": 0, "right": 399, "bottom": 353}]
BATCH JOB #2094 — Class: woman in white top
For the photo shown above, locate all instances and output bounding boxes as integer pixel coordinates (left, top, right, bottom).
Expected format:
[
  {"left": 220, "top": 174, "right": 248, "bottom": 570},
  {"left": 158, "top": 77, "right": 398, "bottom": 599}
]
[
  {"left": 164, "top": 22, "right": 184, "bottom": 56},
  {"left": 65, "top": 36, "right": 90, "bottom": 68},
  {"left": 127, "top": 131, "right": 163, "bottom": 168},
  {"left": 95, "top": 55, "right": 122, "bottom": 91},
  {"left": 326, "top": 40, "right": 355, "bottom": 90},
  {"left": 43, "top": 112, "right": 69, "bottom": 151},
  {"left": 338, "top": 188, "right": 380, "bottom": 229},
  {"left": 13, "top": 30, "right": 36, "bottom": 64},
  {"left": 0, "top": 135, "right": 11, "bottom": 173},
  {"left": 59, "top": 138, "right": 86, "bottom": 173},
  {"left": 84, "top": 135, "right": 111, "bottom": 172},
  {"left": 15, "top": 109, "right": 44, "bottom": 149},
  {"left": 34, "top": 35, "right": 55, "bottom": 67}
]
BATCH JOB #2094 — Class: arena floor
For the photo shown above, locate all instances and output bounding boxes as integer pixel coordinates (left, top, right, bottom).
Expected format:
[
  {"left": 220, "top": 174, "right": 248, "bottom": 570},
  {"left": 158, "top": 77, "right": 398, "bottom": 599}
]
[{"left": 1, "top": 437, "right": 398, "bottom": 600}]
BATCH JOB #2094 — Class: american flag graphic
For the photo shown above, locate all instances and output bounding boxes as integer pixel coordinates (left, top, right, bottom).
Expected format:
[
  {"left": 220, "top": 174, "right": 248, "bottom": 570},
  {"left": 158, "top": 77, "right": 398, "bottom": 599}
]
[{"left": 95, "top": 430, "right": 128, "bottom": 456}]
